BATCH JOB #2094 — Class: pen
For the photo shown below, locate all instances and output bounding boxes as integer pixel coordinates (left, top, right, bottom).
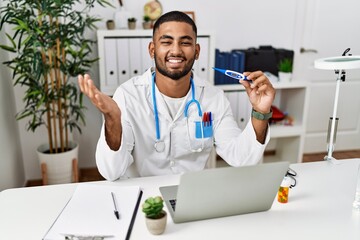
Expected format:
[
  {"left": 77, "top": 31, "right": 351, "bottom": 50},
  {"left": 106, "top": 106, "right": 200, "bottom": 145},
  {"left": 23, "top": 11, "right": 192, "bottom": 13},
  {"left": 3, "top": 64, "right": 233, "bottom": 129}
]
[
  {"left": 202, "top": 112, "right": 207, "bottom": 127},
  {"left": 212, "top": 67, "right": 251, "bottom": 82},
  {"left": 111, "top": 192, "right": 120, "bottom": 220},
  {"left": 63, "top": 233, "right": 114, "bottom": 239}
]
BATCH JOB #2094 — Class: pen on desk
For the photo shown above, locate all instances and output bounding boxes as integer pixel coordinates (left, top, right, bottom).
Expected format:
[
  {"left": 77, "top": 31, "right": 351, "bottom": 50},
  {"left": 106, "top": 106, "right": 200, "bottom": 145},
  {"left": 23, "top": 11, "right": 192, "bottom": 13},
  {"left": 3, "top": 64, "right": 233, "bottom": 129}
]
[{"left": 111, "top": 192, "right": 120, "bottom": 220}]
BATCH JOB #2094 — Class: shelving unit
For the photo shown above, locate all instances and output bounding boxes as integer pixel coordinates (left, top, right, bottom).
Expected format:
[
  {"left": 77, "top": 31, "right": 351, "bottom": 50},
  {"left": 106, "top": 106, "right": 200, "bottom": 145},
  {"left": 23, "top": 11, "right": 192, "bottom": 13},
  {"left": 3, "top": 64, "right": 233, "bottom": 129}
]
[{"left": 217, "top": 81, "right": 309, "bottom": 164}]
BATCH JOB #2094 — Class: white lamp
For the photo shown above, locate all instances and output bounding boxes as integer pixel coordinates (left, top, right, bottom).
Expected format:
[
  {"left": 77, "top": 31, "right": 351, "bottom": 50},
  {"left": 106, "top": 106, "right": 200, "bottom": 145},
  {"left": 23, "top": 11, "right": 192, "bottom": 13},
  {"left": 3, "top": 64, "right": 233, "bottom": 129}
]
[{"left": 314, "top": 52, "right": 360, "bottom": 162}]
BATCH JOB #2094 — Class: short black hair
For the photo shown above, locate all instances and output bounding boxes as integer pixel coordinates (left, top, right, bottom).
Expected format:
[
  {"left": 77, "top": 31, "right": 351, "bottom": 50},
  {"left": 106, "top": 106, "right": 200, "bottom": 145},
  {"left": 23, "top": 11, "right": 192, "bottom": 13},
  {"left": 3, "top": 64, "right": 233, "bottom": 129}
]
[{"left": 153, "top": 11, "right": 197, "bottom": 38}]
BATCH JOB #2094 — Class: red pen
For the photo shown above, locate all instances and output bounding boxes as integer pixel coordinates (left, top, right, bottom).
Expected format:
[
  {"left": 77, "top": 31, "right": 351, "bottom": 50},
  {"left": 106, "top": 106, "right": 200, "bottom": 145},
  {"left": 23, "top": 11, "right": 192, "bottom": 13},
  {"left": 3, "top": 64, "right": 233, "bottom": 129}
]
[{"left": 203, "top": 112, "right": 208, "bottom": 127}]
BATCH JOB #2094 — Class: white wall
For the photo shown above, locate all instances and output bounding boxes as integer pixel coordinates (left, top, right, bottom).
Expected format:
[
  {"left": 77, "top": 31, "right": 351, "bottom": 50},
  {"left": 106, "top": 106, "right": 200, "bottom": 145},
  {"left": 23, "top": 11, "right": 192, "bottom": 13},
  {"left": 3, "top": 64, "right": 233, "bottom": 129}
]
[
  {"left": 2, "top": 0, "right": 359, "bottom": 182},
  {"left": 0, "top": 31, "right": 25, "bottom": 190}
]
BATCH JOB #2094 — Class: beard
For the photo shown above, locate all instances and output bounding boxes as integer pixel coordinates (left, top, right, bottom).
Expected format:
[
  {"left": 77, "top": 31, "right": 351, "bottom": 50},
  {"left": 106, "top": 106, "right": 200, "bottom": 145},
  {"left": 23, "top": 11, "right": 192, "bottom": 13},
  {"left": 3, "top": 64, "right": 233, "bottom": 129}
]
[{"left": 154, "top": 53, "right": 196, "bottom": 80}]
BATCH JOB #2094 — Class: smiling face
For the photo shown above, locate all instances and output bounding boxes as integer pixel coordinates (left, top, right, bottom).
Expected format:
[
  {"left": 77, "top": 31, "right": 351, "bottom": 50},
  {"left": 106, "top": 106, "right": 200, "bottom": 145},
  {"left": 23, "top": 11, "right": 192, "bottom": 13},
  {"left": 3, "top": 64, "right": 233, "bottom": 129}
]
[{"left": 149, "top": 21, "right": 200, "bottom": 81}]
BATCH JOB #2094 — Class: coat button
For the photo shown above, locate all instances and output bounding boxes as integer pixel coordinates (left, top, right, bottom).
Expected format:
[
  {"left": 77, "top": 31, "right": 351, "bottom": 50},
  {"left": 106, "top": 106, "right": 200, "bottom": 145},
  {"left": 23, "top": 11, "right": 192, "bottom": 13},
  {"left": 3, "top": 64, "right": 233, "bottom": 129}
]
[{"left": 170, "top": 160, "right": 175, "bottom": 167}]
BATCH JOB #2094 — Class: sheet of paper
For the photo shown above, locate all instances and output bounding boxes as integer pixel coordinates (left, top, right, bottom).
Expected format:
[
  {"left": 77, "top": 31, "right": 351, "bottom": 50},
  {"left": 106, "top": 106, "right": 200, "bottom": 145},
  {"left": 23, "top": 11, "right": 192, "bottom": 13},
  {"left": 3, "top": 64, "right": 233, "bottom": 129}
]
[{"left": 43, "top": 183, "right": 141, "bottom": 240}]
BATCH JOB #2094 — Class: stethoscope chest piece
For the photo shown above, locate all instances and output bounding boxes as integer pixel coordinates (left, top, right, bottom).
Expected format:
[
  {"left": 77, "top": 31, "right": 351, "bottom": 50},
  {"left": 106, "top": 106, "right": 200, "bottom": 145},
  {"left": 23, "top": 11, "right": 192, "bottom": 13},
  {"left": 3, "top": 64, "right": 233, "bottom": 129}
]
[{"left": 154, "top": 141, "right": 165, "bottom": 152}]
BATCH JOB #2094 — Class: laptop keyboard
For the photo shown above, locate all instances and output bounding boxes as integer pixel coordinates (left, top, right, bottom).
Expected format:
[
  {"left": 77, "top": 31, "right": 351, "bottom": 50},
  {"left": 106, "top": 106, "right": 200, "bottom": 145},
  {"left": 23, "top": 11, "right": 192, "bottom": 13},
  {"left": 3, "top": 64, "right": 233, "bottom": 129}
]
[{"left": 169, "top": 199, "right": 177, "bottom": 211}]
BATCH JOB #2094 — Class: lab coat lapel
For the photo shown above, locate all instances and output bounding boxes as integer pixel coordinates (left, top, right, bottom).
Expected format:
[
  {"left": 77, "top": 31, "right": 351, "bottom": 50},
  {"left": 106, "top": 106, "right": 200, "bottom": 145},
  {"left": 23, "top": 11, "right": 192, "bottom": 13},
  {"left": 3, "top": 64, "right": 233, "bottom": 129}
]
[
  {"left": 153, "top": 85, "right": 173, "bottom": 122},
  {"left": 143, "top": 68, "right": 172, "bottom": 122},
  {"left": 173, "top": 75, "right": 206, "bottom": 122}
]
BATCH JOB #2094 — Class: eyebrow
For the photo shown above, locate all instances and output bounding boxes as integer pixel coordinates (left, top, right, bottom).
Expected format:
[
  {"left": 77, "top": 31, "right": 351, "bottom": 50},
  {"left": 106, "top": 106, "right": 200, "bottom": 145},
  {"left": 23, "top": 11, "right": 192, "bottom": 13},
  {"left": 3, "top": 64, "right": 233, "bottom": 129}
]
[{"left": 159, "top": 34, "right": 194, "bottom": 41}]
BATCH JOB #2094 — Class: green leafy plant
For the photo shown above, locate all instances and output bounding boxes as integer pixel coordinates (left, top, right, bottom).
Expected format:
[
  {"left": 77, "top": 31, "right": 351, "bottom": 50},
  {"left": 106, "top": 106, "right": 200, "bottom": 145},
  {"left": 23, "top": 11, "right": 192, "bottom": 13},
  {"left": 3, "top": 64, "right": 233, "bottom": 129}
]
[
  {"left": 142, "top": 196, "right": 165, "bottom": 219},
  {"left": 128, "top": 17, "right": 137, "bottom": 22},
  {"left": 143, "top": 15, "right": 151, "bottom": 22},
  {"left": 0, "top": 0, "right": 111, "bottom": 154},
  {"left": 278, "top": 58, "right": 293, "bottom": 73}
]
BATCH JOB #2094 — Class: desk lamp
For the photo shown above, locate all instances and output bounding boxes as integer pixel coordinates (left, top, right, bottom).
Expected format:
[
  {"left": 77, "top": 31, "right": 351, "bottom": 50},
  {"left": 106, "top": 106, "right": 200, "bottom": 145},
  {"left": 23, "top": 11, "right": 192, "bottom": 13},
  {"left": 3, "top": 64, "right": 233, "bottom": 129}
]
[{"left": 314, "top": 49, "right": 360, "bottom": 162}]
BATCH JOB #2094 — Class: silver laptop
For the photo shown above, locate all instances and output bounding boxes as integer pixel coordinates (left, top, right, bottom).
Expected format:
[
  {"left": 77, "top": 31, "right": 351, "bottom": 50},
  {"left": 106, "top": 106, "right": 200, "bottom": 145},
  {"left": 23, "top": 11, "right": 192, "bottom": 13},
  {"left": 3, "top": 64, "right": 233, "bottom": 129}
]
[{"left": 160, "top": 161, "right": 289, "bottom": 223}]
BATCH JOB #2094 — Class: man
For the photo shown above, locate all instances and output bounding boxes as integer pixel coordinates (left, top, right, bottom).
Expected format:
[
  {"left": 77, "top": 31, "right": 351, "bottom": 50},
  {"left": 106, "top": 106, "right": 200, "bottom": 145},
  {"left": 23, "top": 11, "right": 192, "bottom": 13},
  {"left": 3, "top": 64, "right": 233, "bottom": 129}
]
[{"left": 78, "top": 11, "right": 275, "bottom": 180}]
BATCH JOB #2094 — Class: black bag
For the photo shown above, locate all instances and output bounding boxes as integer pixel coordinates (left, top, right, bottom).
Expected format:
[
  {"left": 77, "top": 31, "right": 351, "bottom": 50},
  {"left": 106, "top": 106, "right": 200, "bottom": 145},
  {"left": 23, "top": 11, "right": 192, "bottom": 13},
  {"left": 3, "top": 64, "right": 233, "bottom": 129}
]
[{"left": 232, "top": 46, "right": 294, "bottom": 76}]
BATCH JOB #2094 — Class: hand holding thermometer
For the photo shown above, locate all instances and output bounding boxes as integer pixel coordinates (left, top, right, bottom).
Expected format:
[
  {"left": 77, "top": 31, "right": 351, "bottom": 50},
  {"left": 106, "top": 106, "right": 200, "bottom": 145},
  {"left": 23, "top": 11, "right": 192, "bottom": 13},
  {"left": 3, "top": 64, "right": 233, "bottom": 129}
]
[{"left": 212, "top": 67, "right": 252, "bottom": 82}]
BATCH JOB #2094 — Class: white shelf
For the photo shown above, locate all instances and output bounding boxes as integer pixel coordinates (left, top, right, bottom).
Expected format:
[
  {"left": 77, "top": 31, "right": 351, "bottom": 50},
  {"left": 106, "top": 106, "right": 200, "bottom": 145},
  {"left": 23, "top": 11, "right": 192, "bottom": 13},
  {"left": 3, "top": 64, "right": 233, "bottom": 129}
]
[
  {"left": 216, "top": 81, "right": 308, "bottom": 92},
  {"left": 218, "top": 81, "right": 309, "bottom": 164},
  {"left": 270, "top": 125, "right": 304, "bottom": 138}
]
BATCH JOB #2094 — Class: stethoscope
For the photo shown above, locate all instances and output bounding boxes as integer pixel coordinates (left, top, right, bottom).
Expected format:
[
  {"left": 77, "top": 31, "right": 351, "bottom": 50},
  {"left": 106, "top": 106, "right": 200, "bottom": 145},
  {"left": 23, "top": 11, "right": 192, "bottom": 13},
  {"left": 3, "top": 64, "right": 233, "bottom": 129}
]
[{"left": 151, "top": 72, "right": 203, "bottom": 153}]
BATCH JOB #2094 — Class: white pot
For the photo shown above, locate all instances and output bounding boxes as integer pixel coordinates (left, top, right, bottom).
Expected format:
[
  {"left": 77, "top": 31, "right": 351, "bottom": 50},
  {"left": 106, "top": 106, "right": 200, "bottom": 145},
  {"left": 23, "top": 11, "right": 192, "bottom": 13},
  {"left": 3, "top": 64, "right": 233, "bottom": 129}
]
[
  {"left": 278, "top": 72, "right": 292, "bottom": 82},
  {"left": 37, "top": 141, "right": 79, "bottom": 185},
  {"left": 145, "top": 211, "right": 167, "bottom": 235}
]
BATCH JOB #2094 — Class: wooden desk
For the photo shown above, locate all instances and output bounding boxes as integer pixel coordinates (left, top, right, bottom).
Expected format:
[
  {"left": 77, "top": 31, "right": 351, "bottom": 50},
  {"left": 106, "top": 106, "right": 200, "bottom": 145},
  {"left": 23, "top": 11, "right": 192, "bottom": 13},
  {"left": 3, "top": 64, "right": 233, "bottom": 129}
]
[{"left": 1, "top": 159, "right": 360, "bottom": 240}]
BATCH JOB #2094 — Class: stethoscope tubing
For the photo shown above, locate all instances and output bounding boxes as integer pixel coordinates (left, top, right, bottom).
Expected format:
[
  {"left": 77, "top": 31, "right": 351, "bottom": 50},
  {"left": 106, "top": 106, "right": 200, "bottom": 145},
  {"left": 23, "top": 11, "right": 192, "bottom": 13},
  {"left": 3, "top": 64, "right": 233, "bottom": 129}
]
[{"left": 151, "top": 73, "right": 202, "bottom": 152}]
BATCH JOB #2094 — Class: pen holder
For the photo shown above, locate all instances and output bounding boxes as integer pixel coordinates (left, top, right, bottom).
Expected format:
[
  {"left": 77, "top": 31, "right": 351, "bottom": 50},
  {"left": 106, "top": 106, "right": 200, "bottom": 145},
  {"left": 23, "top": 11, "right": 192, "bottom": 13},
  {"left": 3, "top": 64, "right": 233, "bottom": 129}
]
[{"left": 195, "top": 121, "right": 213, "bottom": 138}]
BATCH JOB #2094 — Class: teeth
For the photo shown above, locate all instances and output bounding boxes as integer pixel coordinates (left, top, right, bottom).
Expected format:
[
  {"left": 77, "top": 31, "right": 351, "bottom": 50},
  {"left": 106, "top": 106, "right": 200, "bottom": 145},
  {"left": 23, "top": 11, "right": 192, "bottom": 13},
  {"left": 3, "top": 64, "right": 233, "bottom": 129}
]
[{"left": 168, "top": 59, "right": 182, "bottom": 63}]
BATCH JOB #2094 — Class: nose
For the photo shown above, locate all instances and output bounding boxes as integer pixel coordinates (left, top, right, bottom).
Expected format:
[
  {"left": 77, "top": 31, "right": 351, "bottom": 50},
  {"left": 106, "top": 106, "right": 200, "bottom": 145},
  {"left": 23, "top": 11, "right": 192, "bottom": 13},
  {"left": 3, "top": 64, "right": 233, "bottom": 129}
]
[{"left": 169, "top": 41, "right": 182, "bottom": 55}]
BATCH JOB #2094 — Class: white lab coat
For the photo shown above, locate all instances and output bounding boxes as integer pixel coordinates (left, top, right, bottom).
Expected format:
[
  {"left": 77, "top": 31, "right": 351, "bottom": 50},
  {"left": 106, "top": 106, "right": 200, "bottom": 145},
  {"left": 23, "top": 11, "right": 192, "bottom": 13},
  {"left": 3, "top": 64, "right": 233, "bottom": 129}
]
[{"left": 96, "top": 68, "right": 270, "bottom": 180}]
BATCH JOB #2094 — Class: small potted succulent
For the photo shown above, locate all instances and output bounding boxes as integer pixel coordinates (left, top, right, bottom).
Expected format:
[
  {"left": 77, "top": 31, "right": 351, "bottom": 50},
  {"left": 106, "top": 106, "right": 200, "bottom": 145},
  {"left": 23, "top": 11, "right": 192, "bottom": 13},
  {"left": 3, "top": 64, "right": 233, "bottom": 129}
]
[
  {"left": 127, "top": 17, "right": 137, "bottom": 29},
  {"left": 142, "top": 196, "right": 167, "bottom": 235},
  {"left": 142, "top": 15, "right": 152, "bottom": 29},
  {"left": 278, "top": 58, "right": 293, "bottom": 82}
]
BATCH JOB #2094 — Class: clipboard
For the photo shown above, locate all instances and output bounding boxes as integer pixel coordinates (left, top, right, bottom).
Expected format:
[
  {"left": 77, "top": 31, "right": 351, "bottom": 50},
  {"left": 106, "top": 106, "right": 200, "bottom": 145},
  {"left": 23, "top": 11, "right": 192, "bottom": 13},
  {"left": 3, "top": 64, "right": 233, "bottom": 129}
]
[{"left": 43, "top": 184, "right": 143, "bottom": 240}]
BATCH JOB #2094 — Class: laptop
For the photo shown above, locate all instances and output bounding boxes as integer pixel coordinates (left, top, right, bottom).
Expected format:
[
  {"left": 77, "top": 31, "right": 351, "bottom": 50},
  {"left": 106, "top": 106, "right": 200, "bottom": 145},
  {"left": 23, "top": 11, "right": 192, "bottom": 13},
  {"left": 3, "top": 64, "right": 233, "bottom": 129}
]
[{"left": 159, "top": 161, "right": 289, "bottom": 223}]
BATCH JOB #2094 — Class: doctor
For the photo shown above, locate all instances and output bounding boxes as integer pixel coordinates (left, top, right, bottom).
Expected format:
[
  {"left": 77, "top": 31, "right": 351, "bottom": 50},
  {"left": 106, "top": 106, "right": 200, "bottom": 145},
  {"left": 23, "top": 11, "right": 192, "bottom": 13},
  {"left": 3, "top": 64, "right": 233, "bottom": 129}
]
[{"left": 78, "top": 11, "right": 275, "bottom": 181}]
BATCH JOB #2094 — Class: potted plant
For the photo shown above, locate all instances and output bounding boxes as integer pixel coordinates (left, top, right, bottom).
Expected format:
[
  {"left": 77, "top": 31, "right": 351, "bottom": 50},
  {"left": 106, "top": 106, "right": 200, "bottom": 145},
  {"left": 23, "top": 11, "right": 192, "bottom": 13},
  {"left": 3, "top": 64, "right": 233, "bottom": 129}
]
[
  {"left": 0, "top": 0, "right": 111, "bottom": 185},
  {"left": 142, "top": 196, "right": 167, "bottom": 235},
  {"left": 142, "top": 15, "right": 152, "bottom": 29},
  {"left": 278, "top": 58, "right": 293, "bottom": 82},
  {"left": 128, "top": 17, "right": 137, "bottom": 30}
]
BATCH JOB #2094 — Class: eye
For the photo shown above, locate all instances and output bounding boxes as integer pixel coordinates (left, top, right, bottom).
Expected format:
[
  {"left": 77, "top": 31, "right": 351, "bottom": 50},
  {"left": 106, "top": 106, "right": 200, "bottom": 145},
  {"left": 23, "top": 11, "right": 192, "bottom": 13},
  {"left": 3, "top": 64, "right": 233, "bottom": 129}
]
[
  {"left": 160, "top": 41, "right": 171, "bottom": 45},
  {"left": 181, "top": 41, "right": 192, "bottom": 46}
]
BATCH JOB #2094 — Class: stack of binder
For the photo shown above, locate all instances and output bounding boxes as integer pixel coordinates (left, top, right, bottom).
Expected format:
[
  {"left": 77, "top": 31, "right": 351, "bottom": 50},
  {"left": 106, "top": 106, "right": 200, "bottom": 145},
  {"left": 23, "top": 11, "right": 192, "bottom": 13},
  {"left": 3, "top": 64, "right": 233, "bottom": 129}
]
[{"left": 214, "top": 49, "right": 245, "bottom": 85}]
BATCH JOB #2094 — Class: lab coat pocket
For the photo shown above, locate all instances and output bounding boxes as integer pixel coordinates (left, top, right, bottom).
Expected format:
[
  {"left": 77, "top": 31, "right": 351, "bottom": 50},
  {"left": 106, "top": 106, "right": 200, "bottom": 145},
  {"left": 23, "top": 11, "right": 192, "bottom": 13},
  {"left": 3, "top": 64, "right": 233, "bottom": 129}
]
[
  {"left": 195, "top": 121, "right": 213, "bottom": 138},
  {"left": 187, "top": 120, "right": 213, "bottom": 152}
]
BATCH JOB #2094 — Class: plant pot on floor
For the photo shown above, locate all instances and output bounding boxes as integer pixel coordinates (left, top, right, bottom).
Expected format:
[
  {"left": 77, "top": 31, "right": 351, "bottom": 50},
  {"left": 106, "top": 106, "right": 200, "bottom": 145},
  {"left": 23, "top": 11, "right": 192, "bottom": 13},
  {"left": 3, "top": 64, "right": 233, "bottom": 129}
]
[
  {"left": 37, "top": 141, "right": 79, "bottom": 185},
  {"left": 145, "top": 210, "right": 167, "bottom": 235}
]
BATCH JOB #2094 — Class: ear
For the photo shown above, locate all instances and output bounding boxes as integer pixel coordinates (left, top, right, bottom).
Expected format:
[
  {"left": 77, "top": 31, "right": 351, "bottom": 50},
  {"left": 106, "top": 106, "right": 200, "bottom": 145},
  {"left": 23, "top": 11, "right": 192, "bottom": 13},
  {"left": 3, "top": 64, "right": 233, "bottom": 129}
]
[
  {"left": 195, "top": 43, "right": 200, "bottom": 60},
  {"left": 148, "top": 41, "right": 155, "bottom": 59}
]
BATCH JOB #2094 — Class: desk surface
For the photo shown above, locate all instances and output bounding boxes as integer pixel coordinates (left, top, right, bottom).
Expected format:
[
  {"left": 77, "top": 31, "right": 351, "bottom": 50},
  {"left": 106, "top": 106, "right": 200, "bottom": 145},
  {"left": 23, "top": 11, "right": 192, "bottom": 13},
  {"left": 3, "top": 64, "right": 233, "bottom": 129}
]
[{"left": 1, "top": 159, "right": 360, "bottom": 240}]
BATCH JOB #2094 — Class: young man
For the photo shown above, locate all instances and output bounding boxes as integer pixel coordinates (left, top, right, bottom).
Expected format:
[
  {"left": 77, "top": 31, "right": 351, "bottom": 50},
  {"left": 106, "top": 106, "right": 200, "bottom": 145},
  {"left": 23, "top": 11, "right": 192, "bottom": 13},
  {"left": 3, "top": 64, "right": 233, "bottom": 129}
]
[{"left": 78, "top": 11, "right": 275, "bottom": 180}]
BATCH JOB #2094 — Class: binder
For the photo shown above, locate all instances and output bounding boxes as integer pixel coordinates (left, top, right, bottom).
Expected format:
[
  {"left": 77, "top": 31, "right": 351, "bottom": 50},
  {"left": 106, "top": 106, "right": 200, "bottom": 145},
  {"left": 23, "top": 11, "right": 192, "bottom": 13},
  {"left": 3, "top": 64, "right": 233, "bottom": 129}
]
[
  {"left": 43, "top": 184, "right": 143, "bottom": 240},
  {"left": 231, "top": 50, "right": 245, "bottom": 74},
  {"left": 116, "top": 38, "right": 131, "bottom": 86},
  {"left": 214, "top": 49, "right": 226, "bottom": 85},
  {"left": 195, "top": 37, "right": 210, "bottom": 81},
  {"left": 214, "top": 49, "right": 246, "bottom": 85},
  {"left": 104, "top": 39, "right": 119, "bottom": 87}
]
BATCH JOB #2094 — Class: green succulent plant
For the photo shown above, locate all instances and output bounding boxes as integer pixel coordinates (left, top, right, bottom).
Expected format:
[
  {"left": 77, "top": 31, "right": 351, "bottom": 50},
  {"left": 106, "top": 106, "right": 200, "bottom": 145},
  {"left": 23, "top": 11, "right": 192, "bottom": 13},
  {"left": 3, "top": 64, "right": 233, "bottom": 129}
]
[
  {"left": 278, "top": 58, "right": 293, "bottom": 73},
  {"left": 143, "top": 15, "right": 151, "bottom": 22},
  {"left": 142, "top": 196, "right": 165, "bottom": 219}
]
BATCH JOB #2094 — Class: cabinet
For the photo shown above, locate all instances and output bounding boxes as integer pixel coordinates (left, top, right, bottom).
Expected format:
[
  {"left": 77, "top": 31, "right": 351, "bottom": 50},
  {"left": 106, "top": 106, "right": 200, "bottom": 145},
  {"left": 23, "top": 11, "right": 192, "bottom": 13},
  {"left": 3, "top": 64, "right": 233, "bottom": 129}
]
[
  {"left": 97, "top": 30, "right": 215, "bottom": 96},
  {"left": 218, "top": 82, "right": 309, "bottom": 164},
  {"left": 294, "top": 0, "right": 360, "bottom": 153}
]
